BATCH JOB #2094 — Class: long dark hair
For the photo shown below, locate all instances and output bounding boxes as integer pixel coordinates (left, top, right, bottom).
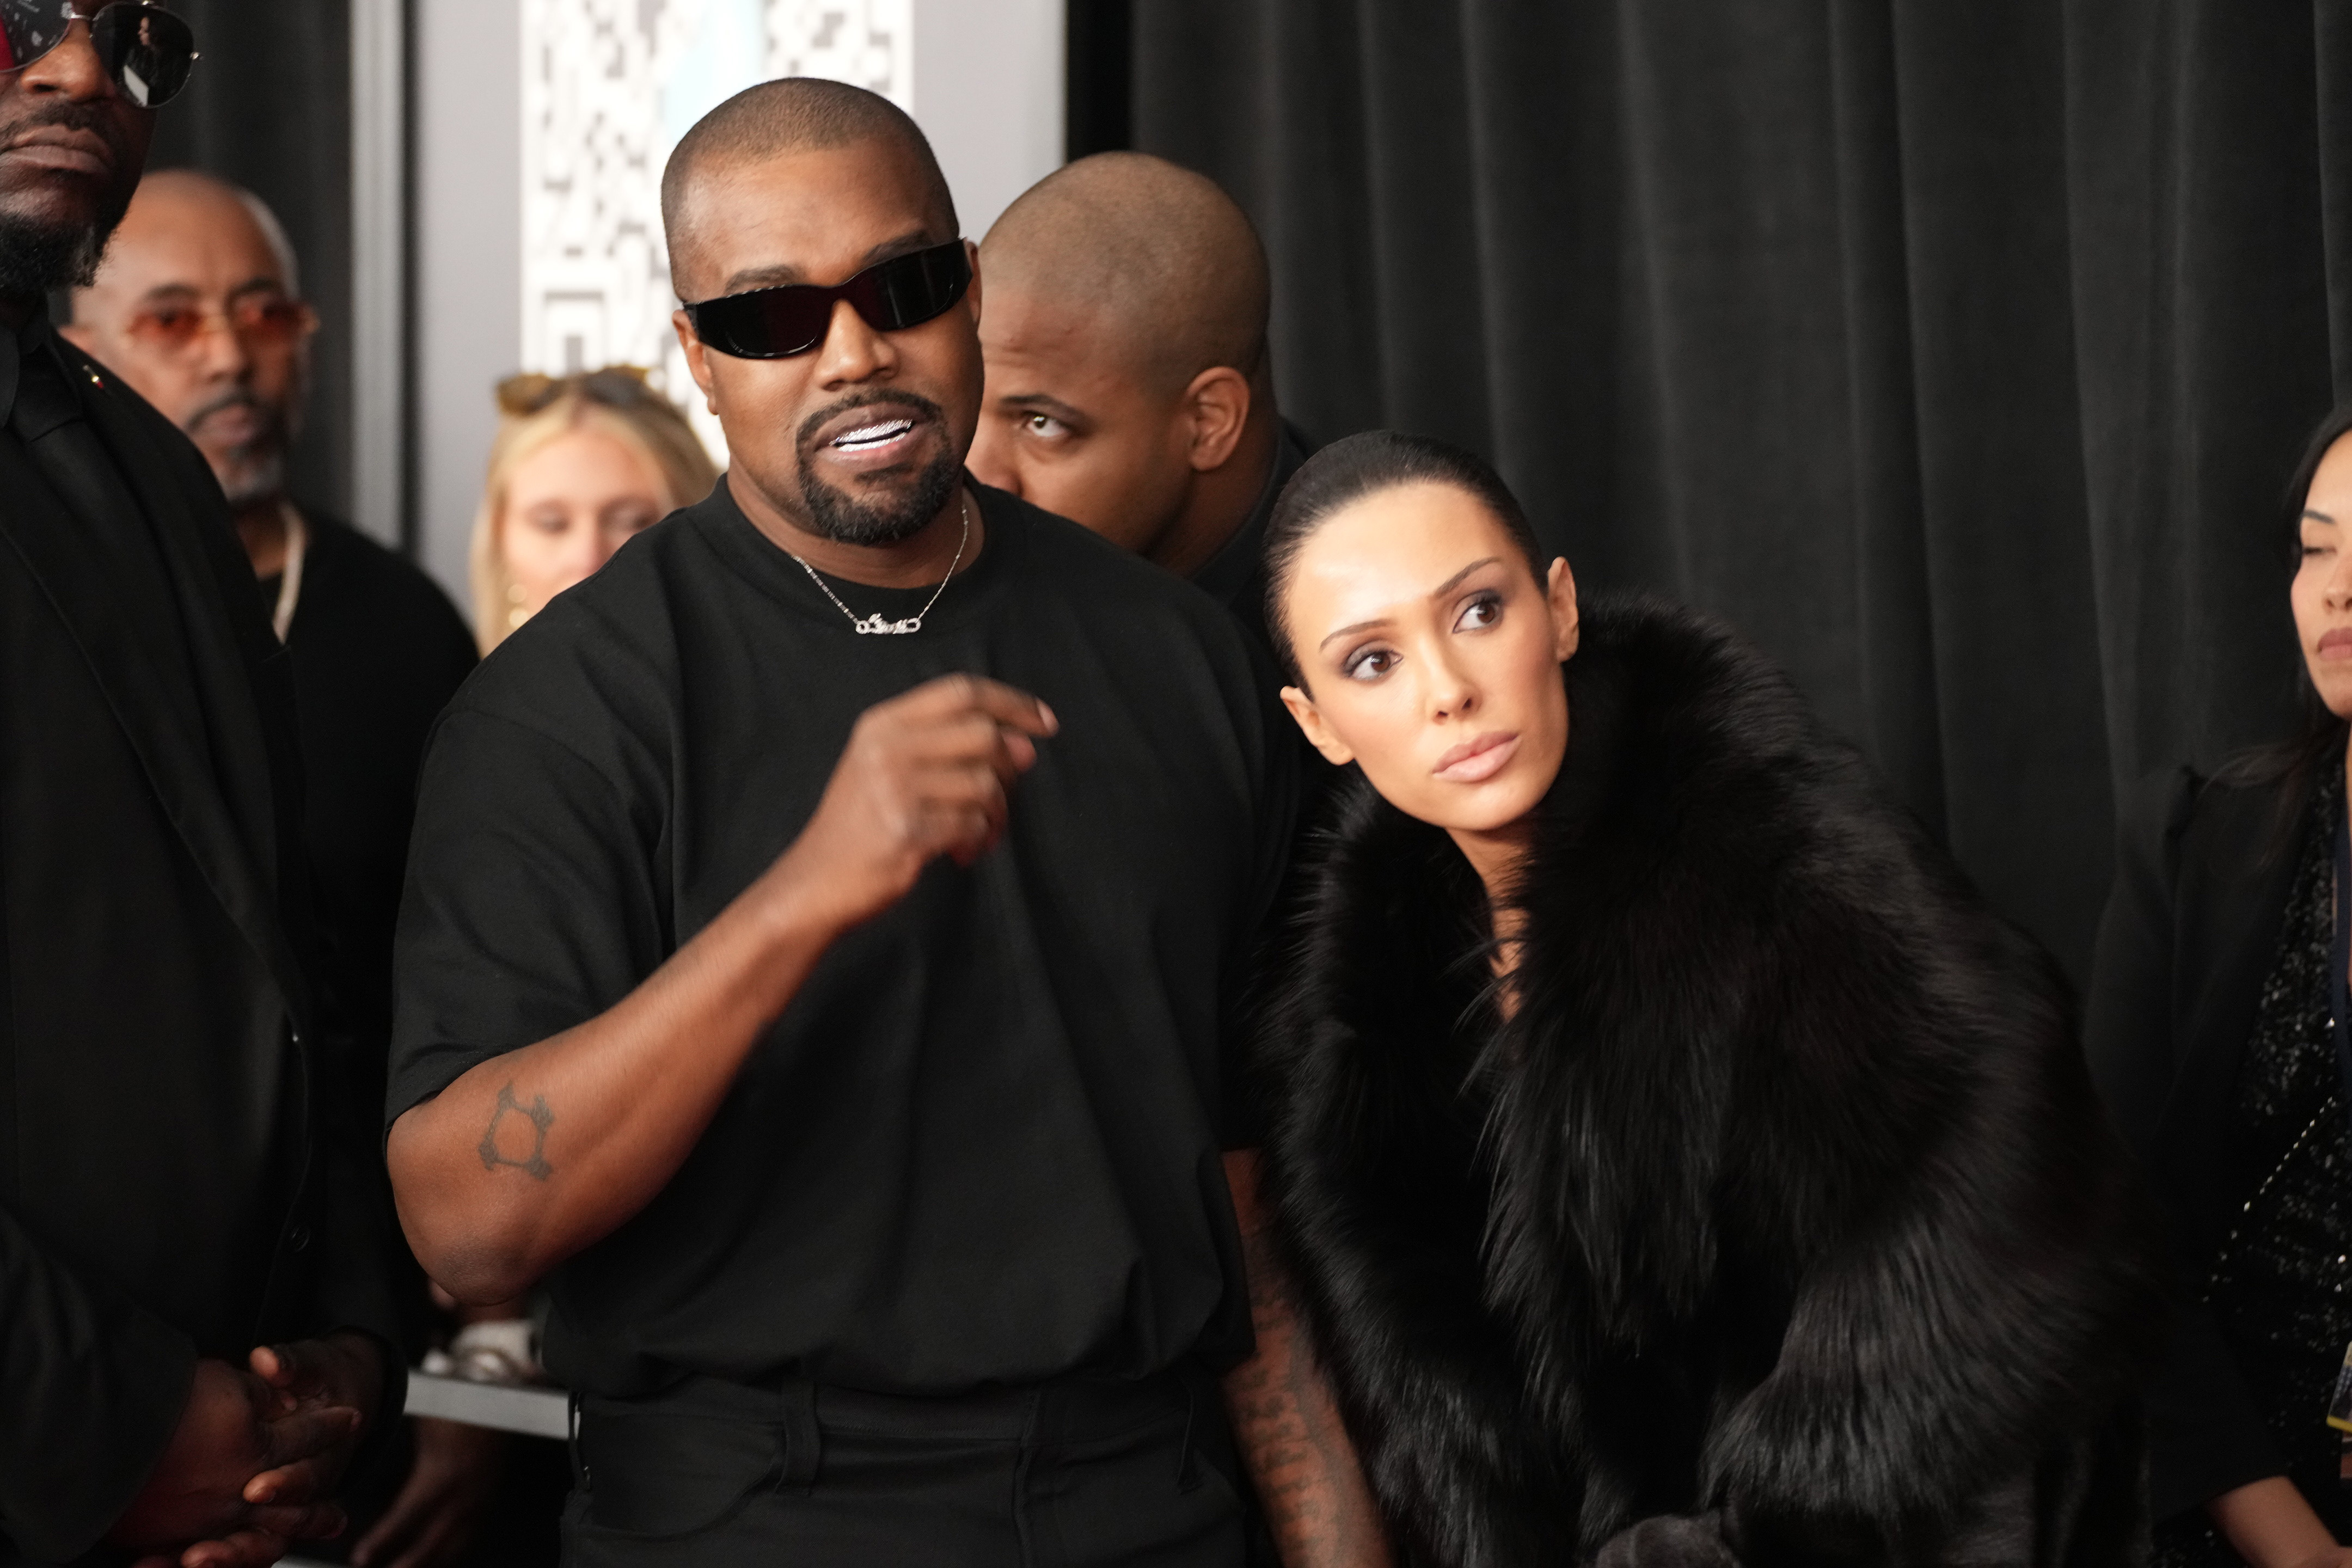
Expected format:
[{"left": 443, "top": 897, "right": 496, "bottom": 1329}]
[
  {"left": 2216, "top": 403, "right": 2352, "bottom": 829},
  {"left": 1261, "top": 431, "right": 1543, "bottom": 684}
]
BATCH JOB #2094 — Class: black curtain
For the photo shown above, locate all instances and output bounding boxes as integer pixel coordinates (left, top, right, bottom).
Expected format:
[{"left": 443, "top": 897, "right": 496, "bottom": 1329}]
[
  {"left": 1124, "top": 1, "right": 2352, "bottom": 978},
  {"left": 144, "top": 0, "right": 354, "bottom": 522}
]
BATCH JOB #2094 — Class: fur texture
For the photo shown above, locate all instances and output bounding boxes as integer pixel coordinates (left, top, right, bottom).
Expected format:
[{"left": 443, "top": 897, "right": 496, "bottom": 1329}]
[{"left": 1259, "top": 597, "right": 2161, "bottom": 1568}]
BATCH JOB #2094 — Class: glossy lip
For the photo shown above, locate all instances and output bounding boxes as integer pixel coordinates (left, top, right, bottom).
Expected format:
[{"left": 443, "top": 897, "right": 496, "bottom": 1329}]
[
  {"left": 2318, "top": 627, "right": 2352, "bottom": 660},
  {"left": 0, "top": 126, "right": 114, "bottom": 180},
  {"left": 1432, "top": 730, "right": 1518, "bottom": 783}
]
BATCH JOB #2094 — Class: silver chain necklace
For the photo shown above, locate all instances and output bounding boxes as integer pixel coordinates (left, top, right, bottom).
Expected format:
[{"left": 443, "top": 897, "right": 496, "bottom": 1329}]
[{"left": 788, "top": 495, "right": 969, "bottom": 635}]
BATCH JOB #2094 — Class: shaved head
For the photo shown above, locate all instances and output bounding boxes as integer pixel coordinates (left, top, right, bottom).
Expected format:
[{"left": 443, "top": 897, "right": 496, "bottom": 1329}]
[
  {"left": 967, "top": 155, "right": 1282, "bottom": 574},
  {"left": 661, "top": 77, "right": 956, "bottom": 301},
  {"left": 981, "top": 152, "right": 1268, "bottom": 395}
]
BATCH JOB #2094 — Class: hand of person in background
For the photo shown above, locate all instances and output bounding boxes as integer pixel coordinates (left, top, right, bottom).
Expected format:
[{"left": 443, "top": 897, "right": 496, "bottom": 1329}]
[
  {"left": 105, "top": 1356, "right": 360, "bottom": 1568},
  {"left": 240, "top": 1332, "right": 390, "bottom": 1503},
  {"left": 350, "top": 1418, "right": 507, "bottom": 1568}
]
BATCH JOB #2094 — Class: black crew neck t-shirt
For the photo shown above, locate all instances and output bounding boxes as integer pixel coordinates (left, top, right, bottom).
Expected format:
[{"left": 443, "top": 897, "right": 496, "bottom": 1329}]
[{"left": 388, "top": 478, "right": 1296, "bottom": 1399}]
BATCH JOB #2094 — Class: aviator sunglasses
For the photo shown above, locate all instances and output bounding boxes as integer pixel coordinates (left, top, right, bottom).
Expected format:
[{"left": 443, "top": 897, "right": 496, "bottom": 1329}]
[
  {"left": 0, "top": 2, "right": 198, "bottom": 108},
  {"left": 685, "top": 239, "right": 972, "bottom": 360}
]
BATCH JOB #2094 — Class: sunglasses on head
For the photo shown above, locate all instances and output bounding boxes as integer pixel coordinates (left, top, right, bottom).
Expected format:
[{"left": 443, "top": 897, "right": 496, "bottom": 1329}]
[
  {"left": 494, "top": 365, "right": 660, "bottom": 418},
  {"left": 684, "top": 240, "right": 971, "bottom": 360}
]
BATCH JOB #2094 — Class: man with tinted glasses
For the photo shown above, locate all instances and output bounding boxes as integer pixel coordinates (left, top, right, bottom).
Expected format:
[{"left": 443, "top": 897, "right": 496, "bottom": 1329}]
[
  {"left": 66, "top": 169, "right": 487, "bottom": 1568},
  {"left": 0, "top": 8, "right": 400, "bottom": 1568},
  {"left": 384, "top": 78, "right": 1295, "bottom": 1564},
  {"left": 970, "top": 153, "right": 1314, "bottom": 663}
]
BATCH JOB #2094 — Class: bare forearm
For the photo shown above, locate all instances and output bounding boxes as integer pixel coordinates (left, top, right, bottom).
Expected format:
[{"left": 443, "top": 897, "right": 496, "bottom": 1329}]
[
  {"left": 2208, "top": 1477, "right": 2339, "bottom": 1568},
  {"left": 388, "top": 864, "right": 840, "bottom": 1301},
  {"left": 1220, "top": 1151, "right": 1392, "bottom": 1568}
]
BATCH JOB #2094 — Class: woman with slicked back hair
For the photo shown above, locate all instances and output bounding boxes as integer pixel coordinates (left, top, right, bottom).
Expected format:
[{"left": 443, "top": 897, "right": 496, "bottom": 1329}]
[{"left": 1226, "top": 431, "right": 2163, "bottom": 1568}]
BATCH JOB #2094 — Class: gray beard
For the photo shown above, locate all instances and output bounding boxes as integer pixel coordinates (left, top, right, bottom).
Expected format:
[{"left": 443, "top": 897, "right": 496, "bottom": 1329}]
[
  {"left": 0, "top": 209, "right": 107, "bottom": 297},
  {"left": 218, "top": 449, "right": 286, "bottom": 510}
]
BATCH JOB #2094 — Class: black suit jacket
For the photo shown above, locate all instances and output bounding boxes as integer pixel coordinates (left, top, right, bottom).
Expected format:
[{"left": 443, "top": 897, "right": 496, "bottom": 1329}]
[
  {"left": 2085, "top": 763, "right": 2306, "bottom": 1523},
  {"left": 0, "top": 331, "right": 401, "bottom": 1565}
]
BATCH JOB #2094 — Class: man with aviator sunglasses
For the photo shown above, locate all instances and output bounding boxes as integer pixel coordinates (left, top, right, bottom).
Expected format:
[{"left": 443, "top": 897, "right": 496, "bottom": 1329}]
[
  {"left": 386, "top": 78, "right": 1296, "bottom": 1564},
  {"left": 0, "top": 8, "right": 400, "bottom": 1568}
]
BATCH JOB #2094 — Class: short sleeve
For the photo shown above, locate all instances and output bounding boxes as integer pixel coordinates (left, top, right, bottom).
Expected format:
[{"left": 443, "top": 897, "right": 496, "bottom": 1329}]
[{"left": 385, "top": 705, "right": 669, "bottom": 1129}]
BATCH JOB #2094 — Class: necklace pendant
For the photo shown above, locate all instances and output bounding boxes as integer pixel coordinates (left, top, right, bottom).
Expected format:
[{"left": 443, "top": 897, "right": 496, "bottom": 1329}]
[{"left": 853, "top": 614, "right": 922, "bottom": 635}]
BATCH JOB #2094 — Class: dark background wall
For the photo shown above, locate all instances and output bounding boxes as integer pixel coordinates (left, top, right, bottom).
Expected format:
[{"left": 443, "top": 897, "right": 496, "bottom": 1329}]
[
  {"left": 1077, "top": 0, "right": 2352, "bottom": 978},
  {"left": 145, "top": 0, "right": 355, "bottom": 523}
]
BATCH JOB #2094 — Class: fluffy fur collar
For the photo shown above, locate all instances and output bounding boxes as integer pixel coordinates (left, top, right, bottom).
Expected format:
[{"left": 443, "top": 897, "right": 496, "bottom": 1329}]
[{"left": 1259, "top": 595, "right": 2158, "bottom": 1568}]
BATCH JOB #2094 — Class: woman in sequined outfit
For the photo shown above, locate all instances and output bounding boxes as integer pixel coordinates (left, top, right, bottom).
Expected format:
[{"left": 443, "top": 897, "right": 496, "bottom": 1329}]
[{"left": 2089, "top": 405, "right": 2352, "bottom": 1568}]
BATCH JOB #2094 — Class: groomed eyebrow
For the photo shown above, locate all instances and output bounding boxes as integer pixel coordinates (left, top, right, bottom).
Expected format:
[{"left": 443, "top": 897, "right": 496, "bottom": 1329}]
[
  {"left": 720, "top": 229, "right": 938, "bottom": 296},
  {"left": 1316, "top": 556, "right": 1509, "bottom": 651},
  {"left": 2307, "top": 509, "right": 2338, "bottom": 525}
]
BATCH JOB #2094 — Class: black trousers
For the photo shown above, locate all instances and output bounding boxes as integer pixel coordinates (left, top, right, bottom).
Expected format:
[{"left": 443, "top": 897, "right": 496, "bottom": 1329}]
[{"left": 560, "top": 1363, "right": 1256, "bottom": 1567}]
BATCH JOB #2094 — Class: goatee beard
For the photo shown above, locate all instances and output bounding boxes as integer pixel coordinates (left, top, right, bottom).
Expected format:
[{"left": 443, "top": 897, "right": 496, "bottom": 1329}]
[
  {"left": 800, "top": 443, "right": 964, "bottom": 547},
  {"left": 794, "top": 388, "right": 964, "bottom": 547}
]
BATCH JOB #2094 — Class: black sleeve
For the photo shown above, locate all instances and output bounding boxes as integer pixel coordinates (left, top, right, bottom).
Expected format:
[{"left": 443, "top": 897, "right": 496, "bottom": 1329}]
[
  {"left": 0, "top": 1198, "right": 195, "bottom": 1562},
  {"left": 2084, "top": 765, "right": 2285, "bottom": 1521},
  {"left": 388, "top": 705, "right": 667, "bottom": 1126},
  {"left": 1219, "top": 652, "right": 1304, "bottom": 1152}
]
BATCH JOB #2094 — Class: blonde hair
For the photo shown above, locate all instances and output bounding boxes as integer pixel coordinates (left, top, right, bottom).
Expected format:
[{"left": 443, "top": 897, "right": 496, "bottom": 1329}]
[{"left": 468, "top": 368, "right": 720, "bottom": 652}]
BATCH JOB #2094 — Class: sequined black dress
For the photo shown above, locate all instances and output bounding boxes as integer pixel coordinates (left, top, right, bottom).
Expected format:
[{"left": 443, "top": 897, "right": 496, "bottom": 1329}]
[{"left": 2153, "top": 779, "right": 2352, "bottom": 1566}]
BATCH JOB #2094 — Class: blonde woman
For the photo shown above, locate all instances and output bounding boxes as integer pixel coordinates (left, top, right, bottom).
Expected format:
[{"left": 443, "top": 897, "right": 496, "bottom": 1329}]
[{"left": 470, "top": 366, "right": 719, "bottom": 652}]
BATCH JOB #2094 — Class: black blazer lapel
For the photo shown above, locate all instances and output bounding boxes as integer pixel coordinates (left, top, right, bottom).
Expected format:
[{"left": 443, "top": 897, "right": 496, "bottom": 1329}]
[{"left": 0, "top": 368, "right": 303, "bottom": 1022}]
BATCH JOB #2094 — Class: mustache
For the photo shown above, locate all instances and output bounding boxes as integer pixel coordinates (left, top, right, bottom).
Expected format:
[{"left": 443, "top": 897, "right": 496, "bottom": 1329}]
[
  {"left": 3, "top": 100, "right": 134, "bottom": 164},
  {"left": 795, "top": 388, "right": 946, "bottom": 454},
  {"left": 186, "top": 388, "right": 284, "bottom": 439}
]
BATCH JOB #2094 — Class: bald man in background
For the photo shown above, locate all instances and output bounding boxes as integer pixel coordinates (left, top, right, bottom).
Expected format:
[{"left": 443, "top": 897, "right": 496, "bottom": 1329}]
[
  {"left": 969, "top": 152, "right": 1313, "bottom": 658},
  {"left": 66, "top": 172, "right": 497, "bottom": 1568}
]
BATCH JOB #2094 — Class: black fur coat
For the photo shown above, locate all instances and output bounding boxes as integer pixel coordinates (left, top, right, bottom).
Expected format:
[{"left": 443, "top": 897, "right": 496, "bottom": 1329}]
[{"left": 1258, "top": 597, "right": 2161, "bottom": 1568}]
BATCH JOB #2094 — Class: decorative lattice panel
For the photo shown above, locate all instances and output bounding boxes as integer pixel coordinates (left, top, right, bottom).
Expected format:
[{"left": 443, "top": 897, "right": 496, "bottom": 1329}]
[{"left": 519, "top": 0, "right": 915, "bottom": 460}]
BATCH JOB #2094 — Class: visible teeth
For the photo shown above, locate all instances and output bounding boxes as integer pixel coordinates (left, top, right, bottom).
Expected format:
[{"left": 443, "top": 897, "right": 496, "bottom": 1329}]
[{"left": 832, "top": 419, "right": 914, "bottom": 449}]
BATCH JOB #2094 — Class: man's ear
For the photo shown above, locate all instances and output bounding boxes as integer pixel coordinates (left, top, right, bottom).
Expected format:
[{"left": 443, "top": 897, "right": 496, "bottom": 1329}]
[
  {"left": 672, "top": 310, "right": 719, "bottom": 415},
  {"left": 1547, "top": 556, "right": 1580, "bottom": 661},
  {"left": 961, "top": 238, "right": 983, "bottom": 328},
  {"left": 1280, "top": 684, "right": 1356, "bottom": 766},
  {"left": 1183, "top": 366, "right": 1252, "bottom": 474}
]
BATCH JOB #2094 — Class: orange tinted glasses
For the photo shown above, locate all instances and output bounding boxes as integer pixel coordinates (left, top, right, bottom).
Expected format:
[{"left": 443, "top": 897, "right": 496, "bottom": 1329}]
[{"left": 127, "top": 294, "right": 316, "bottom": 357}]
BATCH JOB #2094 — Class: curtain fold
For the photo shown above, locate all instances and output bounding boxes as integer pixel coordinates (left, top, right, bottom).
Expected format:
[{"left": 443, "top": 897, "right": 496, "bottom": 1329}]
[
  {"left": 145, "top": 0, "right": 355, "bottom": 523},
  {"left": 1134, "top": 0, "right": 2351, "bottom": 976}
]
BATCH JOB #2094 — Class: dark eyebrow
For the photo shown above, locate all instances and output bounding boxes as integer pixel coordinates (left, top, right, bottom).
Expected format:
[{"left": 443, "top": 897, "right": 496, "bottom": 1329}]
[
  {"left": 1314, "top": 557, "right": 1509, "bottom": 652},
  {"left": 1432, "top": 556, "right": 1504, "bottom": 597},
  {"left": 720, "top": 230, "right": 939, "bottom": 297},
  {"left": 1318, "top": 616, "right": 1392, "bottom": 651},
  {"left": 2308, "top": 509, "right": 2338, "bottom": 525}
]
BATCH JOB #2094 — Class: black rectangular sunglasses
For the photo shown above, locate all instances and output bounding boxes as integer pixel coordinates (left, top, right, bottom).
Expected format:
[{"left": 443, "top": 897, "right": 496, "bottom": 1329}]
[
  {"left": 0, "top": 2, "right": 199, "bottom": 107},
  {"left": 685, "top": 240, "right": 972, "bottom": 360}
]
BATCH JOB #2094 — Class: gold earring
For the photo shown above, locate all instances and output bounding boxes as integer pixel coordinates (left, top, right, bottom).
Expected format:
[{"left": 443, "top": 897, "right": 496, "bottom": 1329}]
[{"left": 506, "top": 580, "right": 530, "bottom": 629}]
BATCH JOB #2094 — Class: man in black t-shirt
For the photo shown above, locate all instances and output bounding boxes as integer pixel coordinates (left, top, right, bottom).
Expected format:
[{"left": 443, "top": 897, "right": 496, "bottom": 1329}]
[{"left": 384, "top": 80, "right": 1298, "bottom": 1564}]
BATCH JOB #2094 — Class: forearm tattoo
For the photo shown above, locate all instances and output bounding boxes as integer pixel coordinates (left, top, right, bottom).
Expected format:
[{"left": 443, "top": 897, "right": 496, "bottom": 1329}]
[
  {"left": 1223, "top": 1223, "right": 1392, "bottom": 1567},
  {"left": 478, "top": 1082, "right": 554, "bottom": 1180}
]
